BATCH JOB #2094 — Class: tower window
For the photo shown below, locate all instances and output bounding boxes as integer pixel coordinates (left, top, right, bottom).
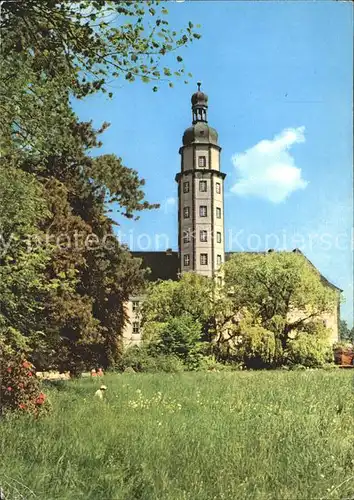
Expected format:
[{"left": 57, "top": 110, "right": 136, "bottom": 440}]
[
  {"left": 184, "top": 254, "right": 190, "bottom": 267},
  {"left": 200, "top": 253, "right": 208, "bottom": 265},
  {"left": 200, "top": 230, "right": 208, "bottom": 242},
  {"left": 132, "top": 322, "right": 140, "bottom": 335},
  {"left": 183, "top": 230, "right": 191, "bottom": 243},
  {"left": 184, "top": 207, "right": 190, "bottom": 219},
  {"left": 216, "top": 207, "right": 221, "bottom": 219},
  {"left": 217, "top": 255, "right": 222, "bottom": 266},
  {"left": 198, "top": 156, "right": 206, "bottom": 168},
  {"left": 200, "top": 206, "right": 207, "bottom": 217},
  {"left": 199, "top": 180, "right": 207, "bottom": 192},
  {"left": 183, "top": 181, "right": 190, "bottom": 193},
  {"left": 216, "top": 182, "right": 221, "bottom": 194},
  {"left": 217, "top": 232, "right": 222, "bottom": 244}
]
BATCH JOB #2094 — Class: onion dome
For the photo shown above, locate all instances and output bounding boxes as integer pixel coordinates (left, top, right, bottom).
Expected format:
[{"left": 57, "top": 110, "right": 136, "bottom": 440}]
[
  {"left": 182, "top": 82, "right": 218, "bottom": 146},
  {"left": 183, "top": 122, "right": 218, "bottom": 146},
  {"left": 191, "top": 82, "right": 209, "bottom": 107}
]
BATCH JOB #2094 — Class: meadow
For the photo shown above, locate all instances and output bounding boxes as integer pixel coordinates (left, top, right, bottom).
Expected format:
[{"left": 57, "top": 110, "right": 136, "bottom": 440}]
[{"left": 1, "top": 370, "right": 354, "bottom": 500}]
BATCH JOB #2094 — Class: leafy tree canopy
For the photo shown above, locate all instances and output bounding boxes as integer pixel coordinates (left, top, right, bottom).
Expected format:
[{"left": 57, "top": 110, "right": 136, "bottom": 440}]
[
  {"left": 339, "top": 320, "right": 354, "bottom": 342},
  {"left": 1, "top": 0, "right": 200, "bottom": 160},
  {"left": 141, "top": 254, "right": 339, "bottom": 368},
  {"left": 0, "top": 0, "right": 201, "bottom": 372},
  {"left": 0, "top": 166, "right": 51, "bottom": 354},
  {"left": 223, "top": 252, "right": 338, "bottom": 348}
]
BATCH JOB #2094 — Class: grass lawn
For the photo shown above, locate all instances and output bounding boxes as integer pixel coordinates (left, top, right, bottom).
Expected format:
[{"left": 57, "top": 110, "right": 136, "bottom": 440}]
[{"left": 1, "top": 370, "right": 354, "bottom": 500}]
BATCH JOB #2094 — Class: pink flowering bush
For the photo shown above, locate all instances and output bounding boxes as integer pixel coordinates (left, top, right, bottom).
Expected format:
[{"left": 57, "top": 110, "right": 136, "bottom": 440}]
[{"left": 0, "top": 351, "right": 51, "bottom": 417}]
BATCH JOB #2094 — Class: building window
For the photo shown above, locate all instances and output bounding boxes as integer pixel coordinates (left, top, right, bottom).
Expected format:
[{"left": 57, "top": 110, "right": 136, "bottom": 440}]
[
  {"left": 183, "top": 181, "right": 190, "bottom": 193},
  {"left": 132, "top": 322, "right": 140, "bottom": 335},
  {"left": 199, "top": 180, "right": 207, "bottom": 192},
  {"left": 200, "top": 230, "right": 208, "bottom": 242},
  {"left": 184, "top": 254, "right": 190, "bottom": 266},
  {"left": 216, "top": 207, "right": 221, "bottom": 219},
  {"left": 200, "top": 205, "right": 207, "bottom": 217},
  {"left": 217, "top": 255, "right": 222, "bottom": 266},
  {"left": 200, "top": 253, "right": 208, "bottom": 265},
  {"left": 183, "top": 230, "right": 190, "bottom": 243},
  {"left": 216, "top": 182, "right": 221, "bottom": 194},
  {"left": 132, "top": 301, "right": 140, "bottom": 313},
  {"left": 198, "top": 156, "right": 206, "bottom": 168},
  {"left": 183, "top": 206, "right": 190, "bottom": 219},
  {"left": 217, "top": 232, "right": 222, "bottom": 244}
]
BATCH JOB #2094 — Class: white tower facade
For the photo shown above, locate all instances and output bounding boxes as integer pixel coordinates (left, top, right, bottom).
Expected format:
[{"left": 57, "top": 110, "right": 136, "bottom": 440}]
[{"left": 176, "top": 83, "right": 226, "bottom": 278}]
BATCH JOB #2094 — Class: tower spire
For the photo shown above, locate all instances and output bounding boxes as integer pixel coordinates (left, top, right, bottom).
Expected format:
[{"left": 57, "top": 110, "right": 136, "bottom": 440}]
[{"left": 191, "top": 81, "right": 208, "bottom": 124}]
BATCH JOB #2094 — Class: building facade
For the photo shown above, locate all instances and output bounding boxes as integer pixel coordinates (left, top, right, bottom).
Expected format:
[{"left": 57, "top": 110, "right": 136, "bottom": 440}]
[{"left": 122, "top": 85, "right": 341, "bottom": 346}]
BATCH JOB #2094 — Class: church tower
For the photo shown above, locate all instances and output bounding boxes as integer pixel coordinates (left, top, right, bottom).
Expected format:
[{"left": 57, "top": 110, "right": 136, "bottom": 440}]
[{"left": 176, "top": 83, "right": 226, "bottom": 278}]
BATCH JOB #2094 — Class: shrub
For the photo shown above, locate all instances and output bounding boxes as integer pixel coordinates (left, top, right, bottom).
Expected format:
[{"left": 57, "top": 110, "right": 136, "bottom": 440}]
[
  {"left": 141, "top": 321, "right": 166, "bottom": 343},
  {"left": 241, "top": 326, "right": 278, "bottom": 369},
  {"left": 157, "top": 315, "right": 202, "bottom": 361},
  {"left": 285, "top": 334, "right": 333, "bottom": 368},
  {"left": 187, "top": 354, "right": 228, "bottom": 372},
  {"left": 152, "top": 354, "right": 184, "bottom": 373},
  {"left": 0, "top": 351, "right": 51, "bottom": 417},
  {"left": 118, "top": 346, "right": 184, "bottom": 373},
  {"left": 117, "top": 345, "right": 151, "bottom": 372}
]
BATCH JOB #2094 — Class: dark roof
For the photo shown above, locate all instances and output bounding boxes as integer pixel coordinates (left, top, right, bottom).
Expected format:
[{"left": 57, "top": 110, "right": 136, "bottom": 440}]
[
  {"left": 226, "top": 249, "right": 342, "bottom": 292},
  {"left": 182, "top": 122, "right": 218, "bottom": 147},
  {"left": 131, "top": 251, "right": 179, "bottom": 282},
  {"left": 292, "top": 249, "right": 343, "bottom": 292},
  {"left": 130, "top": 249, "right": 342, "bottom": 291}
]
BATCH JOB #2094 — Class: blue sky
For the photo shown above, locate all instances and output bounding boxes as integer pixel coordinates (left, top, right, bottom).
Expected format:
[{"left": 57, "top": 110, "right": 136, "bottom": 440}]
[{"left": 73, "top": 1, "right": 353, "bottom": 325}]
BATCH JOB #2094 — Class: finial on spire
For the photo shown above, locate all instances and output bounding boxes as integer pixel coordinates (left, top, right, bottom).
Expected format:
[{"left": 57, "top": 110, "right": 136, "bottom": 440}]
[{"left": 197, "top": 81, "right": 201, "bottom": 91}]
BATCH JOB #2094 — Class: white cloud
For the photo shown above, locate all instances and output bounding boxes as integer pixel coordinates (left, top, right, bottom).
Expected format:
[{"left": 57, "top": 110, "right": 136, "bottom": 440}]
[
  {"left": 230, "top": 126, "right": 308, "bottom": 203},
  {"left": 163, "top": 197, "right": 177, "bottom": 214}
]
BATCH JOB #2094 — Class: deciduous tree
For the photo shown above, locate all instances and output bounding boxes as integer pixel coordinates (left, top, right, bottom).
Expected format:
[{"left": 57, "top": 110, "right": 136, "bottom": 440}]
[
  {"left": 0, "top": 0, "right": 201, "bottom": 371},
  {"left": 223, "top": 252, "right": 337, "bottom": 351}
]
